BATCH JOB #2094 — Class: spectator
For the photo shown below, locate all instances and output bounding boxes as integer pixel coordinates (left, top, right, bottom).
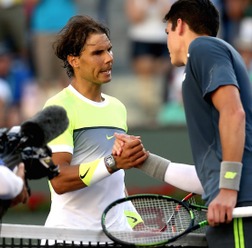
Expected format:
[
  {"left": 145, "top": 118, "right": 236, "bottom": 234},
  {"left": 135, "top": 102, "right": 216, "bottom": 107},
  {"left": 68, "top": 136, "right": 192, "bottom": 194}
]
[
  {"left": 0, "top": 0, "right": 29, "bottom": 60},
  {"left": 29, "top": 0, "right": 77, "bottom": 95},
  {"left": 97, "top": 0, "right": 109, "bottom": 25},
  {"left": 0, "top": 42, "right": 33, "bottom": 127},
  {"left": 219, "top": 0, "right": 252, "bottom": 46},
  {"left": 234, "top": 17, "right": 252, "bottom": 82},
  {"left": 124, "top": 0, "right": 173, "bottom": 125},
  {"left": 157, "top": 66, "right": 186, "bottom": 125},
  {"left": 0, "top": 78, "right": 12, "bottom": 127}
]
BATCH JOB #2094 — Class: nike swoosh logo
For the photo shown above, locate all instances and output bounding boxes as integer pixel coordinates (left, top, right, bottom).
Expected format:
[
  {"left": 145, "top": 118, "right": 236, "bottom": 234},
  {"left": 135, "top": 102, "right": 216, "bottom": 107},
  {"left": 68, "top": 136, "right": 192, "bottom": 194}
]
[
  {"left": 80, "top": 168, "right": 90, "bottom": 179},
  {"left": 106, "top": 135, "right": 114, "bottom": 140},
  {"left": 126, "top": 215, "right": 138, "bottom": 224}
]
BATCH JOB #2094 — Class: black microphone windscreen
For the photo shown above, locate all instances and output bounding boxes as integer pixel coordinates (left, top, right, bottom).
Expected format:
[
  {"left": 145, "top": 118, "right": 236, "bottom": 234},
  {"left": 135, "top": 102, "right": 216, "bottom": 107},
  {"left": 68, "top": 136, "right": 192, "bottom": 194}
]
[{"left": 20, "top": 105, "right": 69, "bottom": 147}]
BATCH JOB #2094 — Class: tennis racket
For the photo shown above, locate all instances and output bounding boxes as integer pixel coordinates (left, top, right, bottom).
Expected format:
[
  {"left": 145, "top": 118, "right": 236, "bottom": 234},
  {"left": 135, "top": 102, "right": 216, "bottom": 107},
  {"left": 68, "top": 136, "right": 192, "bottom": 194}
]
[
  {"left": 159, "top": 192, "right": 206, "bottom": 233},
  {"left": 179, "top": 192, "right": 208, "bottom": 234},
  {"left": 101, "top": 194, "right": 252, "bottom": 247}
]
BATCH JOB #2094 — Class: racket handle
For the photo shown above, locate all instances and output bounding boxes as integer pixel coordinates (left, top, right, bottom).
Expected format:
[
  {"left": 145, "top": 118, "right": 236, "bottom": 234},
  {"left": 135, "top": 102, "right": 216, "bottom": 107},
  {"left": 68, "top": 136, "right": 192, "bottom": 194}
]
[{"left": 233, "top": 206, "right": 252, "bottom": 218}]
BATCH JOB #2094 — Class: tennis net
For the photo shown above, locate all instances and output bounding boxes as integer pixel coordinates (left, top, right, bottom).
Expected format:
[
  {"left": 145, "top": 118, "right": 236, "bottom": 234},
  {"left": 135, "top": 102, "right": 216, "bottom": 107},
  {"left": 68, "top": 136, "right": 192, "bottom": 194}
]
[{"left": 0, "top": 223, "right": 207, "bottom": 247}]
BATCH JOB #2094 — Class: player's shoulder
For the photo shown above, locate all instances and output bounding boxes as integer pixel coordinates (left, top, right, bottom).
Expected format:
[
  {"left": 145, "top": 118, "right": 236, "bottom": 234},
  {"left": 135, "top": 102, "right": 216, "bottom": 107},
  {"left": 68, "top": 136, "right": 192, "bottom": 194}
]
[
  {"left": 44, "top": 86, "right": 73, "bottom": 108},
  {"left": 190, "top": 37, "right": 231, "bottom": 52},
  {"left": 189, "top": 36, "right": 234, "bottom": 62}
]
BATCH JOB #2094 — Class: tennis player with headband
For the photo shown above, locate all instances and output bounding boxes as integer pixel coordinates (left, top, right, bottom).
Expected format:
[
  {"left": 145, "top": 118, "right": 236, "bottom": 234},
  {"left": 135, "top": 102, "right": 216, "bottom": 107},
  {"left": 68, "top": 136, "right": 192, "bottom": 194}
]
[{"left": 113, "top": 0, "right": 252, "bottom": 247}]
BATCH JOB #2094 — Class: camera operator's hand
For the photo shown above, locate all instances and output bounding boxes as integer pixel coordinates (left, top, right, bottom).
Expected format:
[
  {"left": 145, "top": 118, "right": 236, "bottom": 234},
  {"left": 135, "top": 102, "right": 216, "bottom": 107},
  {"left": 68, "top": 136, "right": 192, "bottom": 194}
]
[
  {"left": 0, "top": 162, "right": 29, "bottom": 218},
  {"left": 10, "top": 163, "right": 29, "bottom": 207}
]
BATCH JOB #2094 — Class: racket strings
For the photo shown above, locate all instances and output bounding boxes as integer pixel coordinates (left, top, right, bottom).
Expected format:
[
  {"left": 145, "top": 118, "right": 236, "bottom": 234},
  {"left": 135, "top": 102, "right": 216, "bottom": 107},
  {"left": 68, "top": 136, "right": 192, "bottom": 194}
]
[
  {"left": 104, "top": 197, "right": 193, "bottom": 245},
  {"left": 186, "top": 195, "right": 207, "bottom": 234}
]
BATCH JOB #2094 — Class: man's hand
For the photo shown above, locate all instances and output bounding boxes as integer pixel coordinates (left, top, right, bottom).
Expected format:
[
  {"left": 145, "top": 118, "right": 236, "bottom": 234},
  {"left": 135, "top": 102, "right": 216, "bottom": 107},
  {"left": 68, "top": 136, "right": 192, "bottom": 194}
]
[
  {"left": 207, "top": 188, "right": 237, "bottom": 226},
  {"left": 112, "top": 133, "right": 141, "bottom": 156},
  {"left": 113, "top": 133, "right": 148, "bottom": 169},
  {"left": 11, "top": 163, "right": 29, "bottom": 207}
]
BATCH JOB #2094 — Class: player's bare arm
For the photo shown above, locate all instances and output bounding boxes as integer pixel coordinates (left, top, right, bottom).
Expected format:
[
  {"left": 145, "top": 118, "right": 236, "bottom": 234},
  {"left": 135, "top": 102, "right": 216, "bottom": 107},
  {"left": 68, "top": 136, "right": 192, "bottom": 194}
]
[{"left": 207, "top": 85, "right": 245, "bottom": 226}]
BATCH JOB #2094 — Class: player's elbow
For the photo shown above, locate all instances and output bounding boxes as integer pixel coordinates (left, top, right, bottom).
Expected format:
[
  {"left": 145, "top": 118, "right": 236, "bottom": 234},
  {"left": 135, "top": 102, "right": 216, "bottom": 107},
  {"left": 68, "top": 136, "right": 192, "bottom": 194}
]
[
  {"left": 50, "top": 179, "right": 68, "bottom": 195},
  {"left": 223, "top": 106, "right": 245, "bottom": 130},
  {"left": 233, "top": 107, "right": 246, "bottom": 131},
  {"left": 53, "top": 187, "right": 66, "bottom": 195},
  {"left": 237, "top": 108, "right": 246, "bottom": 125}
]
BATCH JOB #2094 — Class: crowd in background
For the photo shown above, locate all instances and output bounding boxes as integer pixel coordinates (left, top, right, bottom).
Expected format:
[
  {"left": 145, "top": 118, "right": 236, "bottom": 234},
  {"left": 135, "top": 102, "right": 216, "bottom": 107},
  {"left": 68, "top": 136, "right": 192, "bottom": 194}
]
[{"left": 0, "top": 0, "right": 251, "bottom": 129}]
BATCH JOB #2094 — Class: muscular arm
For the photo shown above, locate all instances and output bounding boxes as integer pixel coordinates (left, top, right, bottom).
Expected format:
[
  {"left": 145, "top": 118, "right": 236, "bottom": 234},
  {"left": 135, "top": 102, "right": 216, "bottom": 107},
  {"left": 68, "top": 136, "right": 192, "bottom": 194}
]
[
  {"left": 49, "top": 152, "right": 80, "bottom": 194},
  {"left": 207, "top": 85, "right": 245, "bottom": 226},
  {"left": 212, "top": 85, "right": 245, "bottom": 162},
  {"left": 50, "top": 139, "right": 148, "bottom": 194}
]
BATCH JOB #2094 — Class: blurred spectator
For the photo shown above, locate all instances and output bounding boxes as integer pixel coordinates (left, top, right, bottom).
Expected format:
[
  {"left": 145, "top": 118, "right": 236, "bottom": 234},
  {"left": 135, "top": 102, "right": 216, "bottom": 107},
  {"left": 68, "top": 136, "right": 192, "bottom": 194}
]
[
  {"left": 234, "top": 17, "right": 252, "bottom": 82},
  {"left": 0, "top": 78, "right": 12, "bottom": 127},
  {"left": 157, "top": 67, "right": 186, "bottom": 126},
  {"left": 124, "top": 0, "right": 173, "bottom": 125},
  {"left": 218, "top": 0, "right": 252, "bottom": 46},
  {"left": 0, "top": 0, "right": 29, "bottom": 61},
  {"left": 97, "top": 0, "right": 109, "bottom": 25},
  {"left": 29, "top": 0, "right": 77, "bottom": 95},
  {"left": 0, "top": 42, "right": 33, "bottom": 127}
]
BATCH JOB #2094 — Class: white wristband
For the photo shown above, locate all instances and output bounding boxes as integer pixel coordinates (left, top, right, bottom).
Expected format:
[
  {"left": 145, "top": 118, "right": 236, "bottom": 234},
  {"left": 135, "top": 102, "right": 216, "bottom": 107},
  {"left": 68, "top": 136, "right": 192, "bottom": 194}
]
[
  {"left": 79, "top": 159, "right": 110, "bottom": 186},
  {"left": 219, "top": 161, "right": 242, "bottom": 191}
]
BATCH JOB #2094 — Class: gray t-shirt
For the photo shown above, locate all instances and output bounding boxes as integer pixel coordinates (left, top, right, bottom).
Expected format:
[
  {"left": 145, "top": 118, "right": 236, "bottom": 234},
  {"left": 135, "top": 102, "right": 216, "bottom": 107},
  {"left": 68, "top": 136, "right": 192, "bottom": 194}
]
[{"left": 182, "top": 36, "right": 252, "bottom": 205}]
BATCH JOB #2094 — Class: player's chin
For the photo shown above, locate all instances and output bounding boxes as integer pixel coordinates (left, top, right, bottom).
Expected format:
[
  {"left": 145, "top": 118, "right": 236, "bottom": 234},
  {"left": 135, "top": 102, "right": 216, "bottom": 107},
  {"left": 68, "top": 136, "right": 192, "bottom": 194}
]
[
  {"left": 100, "top": 73, "right": 112, "bottom": 83},
  {"left": 171, "top": 59, "right": 183, "bottom": 67},
  {"left": 103, "top": 76, "right": 112, "bottom": 83},
  {"left": 102, "top": 78, "right": 112, "bottom": 84}
]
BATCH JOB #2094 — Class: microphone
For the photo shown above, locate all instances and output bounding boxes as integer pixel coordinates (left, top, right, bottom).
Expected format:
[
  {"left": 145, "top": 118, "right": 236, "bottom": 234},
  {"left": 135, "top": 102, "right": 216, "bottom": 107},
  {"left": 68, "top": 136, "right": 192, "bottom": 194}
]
[{"left": 20, "top": 105, "right": 69, "bottom": 147}]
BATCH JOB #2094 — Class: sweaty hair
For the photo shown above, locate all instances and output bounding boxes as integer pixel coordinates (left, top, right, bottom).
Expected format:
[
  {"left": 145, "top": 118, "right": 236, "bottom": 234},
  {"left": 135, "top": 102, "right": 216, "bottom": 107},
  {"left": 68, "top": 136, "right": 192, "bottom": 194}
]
[
  {"left": 53, "top": 15, "right": 110, "bottom": 78},
  {"left": 163, "top": 0, "right": 219, "bottom": 37}
]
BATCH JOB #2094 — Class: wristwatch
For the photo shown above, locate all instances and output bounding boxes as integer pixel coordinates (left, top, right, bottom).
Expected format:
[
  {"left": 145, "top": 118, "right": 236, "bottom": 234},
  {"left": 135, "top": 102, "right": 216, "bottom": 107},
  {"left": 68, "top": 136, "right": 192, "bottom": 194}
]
[{"left": 104, "top": 154, "right": 118, "bottom": 172}]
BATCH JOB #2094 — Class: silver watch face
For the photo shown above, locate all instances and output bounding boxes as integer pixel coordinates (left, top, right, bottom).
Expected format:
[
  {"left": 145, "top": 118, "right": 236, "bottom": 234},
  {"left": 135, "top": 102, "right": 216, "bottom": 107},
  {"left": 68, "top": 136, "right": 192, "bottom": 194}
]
[{"left": 106, "top": 155, "right": 115, "bottom": 167}]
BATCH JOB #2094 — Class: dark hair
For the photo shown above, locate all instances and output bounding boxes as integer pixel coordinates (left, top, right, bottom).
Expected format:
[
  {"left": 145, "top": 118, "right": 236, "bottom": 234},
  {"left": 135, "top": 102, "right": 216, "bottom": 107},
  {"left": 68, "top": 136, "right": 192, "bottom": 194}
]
[
  {"left": 163, "top": 0, "right": 219, "bottom": 37},
  {"left": 53, "top": 15, "right": 110, "bottom": 78}
]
